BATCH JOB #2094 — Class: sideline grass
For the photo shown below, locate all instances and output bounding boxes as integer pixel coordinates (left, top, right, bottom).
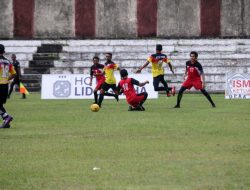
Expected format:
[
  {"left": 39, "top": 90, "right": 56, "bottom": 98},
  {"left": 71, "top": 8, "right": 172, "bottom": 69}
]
[{"left": 0, "top": 93, "right": 250, "bottom": 190}]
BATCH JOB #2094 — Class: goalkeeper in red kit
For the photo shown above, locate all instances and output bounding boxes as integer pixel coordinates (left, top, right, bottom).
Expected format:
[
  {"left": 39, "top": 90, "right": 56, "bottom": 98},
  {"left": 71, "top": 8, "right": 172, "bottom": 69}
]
[
  {"left": 174, "top": 51, "right": 216, "bottom": 108},
  {"left": 117, "top": 69, "right": 149, "bottom": 111}
]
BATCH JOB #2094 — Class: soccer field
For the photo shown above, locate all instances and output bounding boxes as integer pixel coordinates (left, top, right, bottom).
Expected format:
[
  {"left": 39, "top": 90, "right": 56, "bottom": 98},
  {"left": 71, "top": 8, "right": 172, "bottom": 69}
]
[{"left": 1, "top": 93, "right": 250, "bottom": 190}]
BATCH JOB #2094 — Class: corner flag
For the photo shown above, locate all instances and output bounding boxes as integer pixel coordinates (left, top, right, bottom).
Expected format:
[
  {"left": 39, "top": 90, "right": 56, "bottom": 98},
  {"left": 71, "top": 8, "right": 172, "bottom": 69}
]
[{"left": 20, "top": 82, "right": 29, "bottom": 95}]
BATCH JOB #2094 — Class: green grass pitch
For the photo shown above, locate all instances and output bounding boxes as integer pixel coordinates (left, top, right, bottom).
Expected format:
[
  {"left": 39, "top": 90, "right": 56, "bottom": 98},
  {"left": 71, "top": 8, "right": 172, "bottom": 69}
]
[{"left": 0, "top": 93, "right": 250, "bottom": 190}]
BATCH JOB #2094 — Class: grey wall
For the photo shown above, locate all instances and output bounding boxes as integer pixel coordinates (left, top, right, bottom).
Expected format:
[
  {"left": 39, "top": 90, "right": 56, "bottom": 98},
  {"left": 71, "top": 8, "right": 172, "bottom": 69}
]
[
  {"left": 157, "top": 0, "right": 200, "bottom": 37},
  {"left": 1, "top": 0, "right": 250, "bottom": 39},
  {"left": 221, "top": 0, "right": 250, "bottom": 37},
  {"left": 34, "top": 0, "right": 75, "bottom": 38},
  {"left": 243, "top": 0, "right": 250, "bottom": 36},
  {"left": 0, "top": 0, "right": 13, "bottom": 38},
  {"left": 95, "top": 0, "right": 137, "bottom": 38}
]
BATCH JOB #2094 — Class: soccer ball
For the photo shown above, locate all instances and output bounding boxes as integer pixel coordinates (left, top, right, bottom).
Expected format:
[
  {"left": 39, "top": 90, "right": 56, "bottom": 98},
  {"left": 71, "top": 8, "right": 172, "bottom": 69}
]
[{"left": 90, "top": 104, "right": 100, "bottom": 112}]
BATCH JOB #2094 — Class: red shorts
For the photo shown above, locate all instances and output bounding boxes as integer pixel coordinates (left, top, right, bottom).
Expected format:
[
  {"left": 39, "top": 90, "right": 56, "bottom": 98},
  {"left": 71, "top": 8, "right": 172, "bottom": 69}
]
[
  {"left": 182, "top": 79, "right": 202, "bottom": 90},
  {"left": 127, "top": 94, "right": 145, "bottom": 107},
  {"left": 95, "top": 79, "right": 105, "bottom": 90}
]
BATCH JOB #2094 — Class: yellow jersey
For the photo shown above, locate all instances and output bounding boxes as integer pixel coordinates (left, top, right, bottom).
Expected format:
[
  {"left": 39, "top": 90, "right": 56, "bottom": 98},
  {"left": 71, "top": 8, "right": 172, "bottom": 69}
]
[
  {"left": 0, "top": 56, "right": 16, "bottom": 84},
  {"left": 104, "top": 62, "right": 119, "bottom": 84},
  {"left": 147, "top": 53, "right": 170, "bottom": 77}
]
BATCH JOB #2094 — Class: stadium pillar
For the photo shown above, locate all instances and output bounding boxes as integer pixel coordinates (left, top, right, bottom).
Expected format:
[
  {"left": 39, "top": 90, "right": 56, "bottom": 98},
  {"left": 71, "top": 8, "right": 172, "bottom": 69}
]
[
  {"left": 200, "top": 0, "right": 221, "bottom": 37},
  {"left": 13, "top": 0, "right": 34, "bottom": 38},
  {"left": 137, "top": 0, "right": 157, "bottom": 37}
]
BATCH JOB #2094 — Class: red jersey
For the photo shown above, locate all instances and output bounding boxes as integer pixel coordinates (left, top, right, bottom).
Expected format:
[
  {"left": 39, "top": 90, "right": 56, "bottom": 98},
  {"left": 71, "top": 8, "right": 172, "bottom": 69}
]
[
  {"left": 118, "top": 77, "right": 139, "bottom": 100},
  {"left": 186, "top": 61, "right": 204, "bottom": 80},
  {"left": 90, "top": 63, "right": 105, "bottom": 82}
]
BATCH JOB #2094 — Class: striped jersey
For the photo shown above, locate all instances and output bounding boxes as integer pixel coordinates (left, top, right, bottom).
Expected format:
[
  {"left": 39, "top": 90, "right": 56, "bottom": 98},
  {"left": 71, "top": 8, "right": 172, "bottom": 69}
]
[
  {"left": 104, "top": 61, "right": 119, "bottom": 84},
  {"left": 0, "top": 55, "right": 16, "bottom": 84},
  {"left": 147, "top": 53, "right": 170, "bottom": 77}
]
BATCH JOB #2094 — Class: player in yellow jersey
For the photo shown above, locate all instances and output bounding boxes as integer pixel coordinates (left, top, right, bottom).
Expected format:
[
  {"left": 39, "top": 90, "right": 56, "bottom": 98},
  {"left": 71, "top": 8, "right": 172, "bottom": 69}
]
[
  {"left": 97, "top": 53, "right": 119, "bottom": 107},
  {"left": 0, "top": 44, "right": 16, "bottom": 128},
  {"left": 136, "top": 44, "right": 175, "bottom": 97}
]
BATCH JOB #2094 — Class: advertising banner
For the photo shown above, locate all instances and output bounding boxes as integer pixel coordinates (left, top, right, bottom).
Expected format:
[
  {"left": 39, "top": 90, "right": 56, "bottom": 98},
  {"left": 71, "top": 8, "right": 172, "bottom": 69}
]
[
  {"left": 225, "top": 72, "right": 250, "bottom": 99},
  {"left": 41, "top": 74, "right": 158, "bottom": 99}
]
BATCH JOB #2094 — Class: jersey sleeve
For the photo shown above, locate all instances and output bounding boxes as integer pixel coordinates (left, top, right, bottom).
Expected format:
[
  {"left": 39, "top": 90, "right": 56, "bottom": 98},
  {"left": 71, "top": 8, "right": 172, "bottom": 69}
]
[
  {"left": 131, "top": 78, "right": 140, "bottom": 86},
  {"left": 114, "top": 63, "right": 119, "bottom": 70},
  {"left": 16, "top": 61, "right": 21, "bottom": 68},
  {"left": 90, "top": 66, "right": 93, "bottom": 76},
  {"left": 185, "top": 61, "right": 189, "bottom": 70},
  {"left": 147, "top": 55, "right": 153, "bottom": 63},
  {"left": 197, "top": 63, "right": 204, "bottom": 74},
  {"left": 163, "top": 56, "right": 169, "bottom": 64}
]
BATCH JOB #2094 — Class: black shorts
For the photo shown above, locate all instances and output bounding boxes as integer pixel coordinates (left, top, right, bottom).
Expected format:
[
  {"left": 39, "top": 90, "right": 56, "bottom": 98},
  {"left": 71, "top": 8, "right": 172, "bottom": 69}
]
[
  {"left": 0, "top": 84, "right": 9, "bottom": 104},
  {"left": 153, "top": 75, "right": 166, "bottom": 87},
  {"left": 101, "top": 82, "right": 117, "bottom": 92}
]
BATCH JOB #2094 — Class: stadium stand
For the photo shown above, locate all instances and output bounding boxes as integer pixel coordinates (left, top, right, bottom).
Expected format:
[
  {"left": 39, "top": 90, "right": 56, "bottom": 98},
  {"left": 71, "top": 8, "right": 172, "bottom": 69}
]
[{"left": 1, "top": 39, "right": 250, "bottom": 92}]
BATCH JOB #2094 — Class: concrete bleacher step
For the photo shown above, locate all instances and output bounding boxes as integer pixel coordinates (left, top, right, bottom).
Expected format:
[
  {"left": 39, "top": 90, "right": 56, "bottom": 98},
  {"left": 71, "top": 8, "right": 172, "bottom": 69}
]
[
  {"left": 24, "top": 67, "right": 50, "bottom": 74},
  {"left": 33, "top": 53, "right": 59, "bottom": 60},
  {"left": 21, "top": 74, "right": 42, "bottom": 92},
  {"left": 37, "top": 44, "right": 63, "bottom": 53},
  {"left": 22, "top": 44, "right": 63, "bottom": 91},
  {"left": 29, "top": 60, "right": 54, "bottom": 68},
  {"left": 1, "top": 39, "right": 250, "bottom": 93}
]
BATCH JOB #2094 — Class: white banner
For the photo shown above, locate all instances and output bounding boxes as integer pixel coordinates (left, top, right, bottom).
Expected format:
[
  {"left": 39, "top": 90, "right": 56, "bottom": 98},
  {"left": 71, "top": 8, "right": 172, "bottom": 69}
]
[
  {"left": 225, "top": 72, "right": 250, "bottom": 99},
  {"left": 41, "top": 74, "right": 158, "bottom": 99}
]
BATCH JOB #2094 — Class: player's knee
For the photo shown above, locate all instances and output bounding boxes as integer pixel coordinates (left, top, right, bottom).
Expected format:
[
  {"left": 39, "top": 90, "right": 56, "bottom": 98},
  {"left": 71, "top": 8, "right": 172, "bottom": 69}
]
[{"left": 179, "top": 87, "right": 186, "bottom": 94}]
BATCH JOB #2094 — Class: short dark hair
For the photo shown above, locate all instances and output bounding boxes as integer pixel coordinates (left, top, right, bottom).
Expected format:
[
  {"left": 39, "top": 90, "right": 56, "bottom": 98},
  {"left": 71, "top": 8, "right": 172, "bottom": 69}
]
[
  {"left": 0, "top": 44, "right": 5, "bottom": 54},
  {"left": 106, "top": 53, "right": 112, "bottom": 57},
  {"left": 120, "top": 69, "right": 128, "bottom": 78},
  {"left": 156, "top": 44, "right": 162, "bottom": 51},
  {"left": 190, "top": 51, "right": 198, "bottom": 58},
  {"left": 92, "top": 56, "right": 99, "bottom": 60}
]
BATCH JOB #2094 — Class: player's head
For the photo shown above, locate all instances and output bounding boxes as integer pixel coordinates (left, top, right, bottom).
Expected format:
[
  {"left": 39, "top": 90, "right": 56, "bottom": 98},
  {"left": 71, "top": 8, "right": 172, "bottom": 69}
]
[
  {"left": 105, "top": 53, "right": 112, "bottom": 61},
  {"left": 156, "top": 44, "right": 162, "bottom": 52},
  {"left": 190, "top": 51, "right": 198, "bottom": 58},
  {"left": 120, "top": 69, "right": 128, "bottom": 78},
  {"left": 92, "top": 56, "right": 99, "bottom": 64},
  {"left": 11, "top": 54, "right": 16, "bottom": 60},
  {"left": 0, "top": 44, "right": 5, "bottom": 54}
]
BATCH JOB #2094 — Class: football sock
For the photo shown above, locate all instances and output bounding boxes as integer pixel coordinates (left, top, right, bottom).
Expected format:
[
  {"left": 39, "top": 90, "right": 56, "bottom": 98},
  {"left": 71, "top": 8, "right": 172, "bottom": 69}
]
[
  {"left": 94, "top": 91, "right": 98, "bottom": 103},
  {"left": 98, "top": 94, "right": 104, "bottom": 106},
  {"left": 176, "top": 93, "right": 183, "bottom": 106},
  {"left": 200, "top": 89, "right": 216, "bottom": 107},
  {"left": 176, "top": 87, "right": 186, "bottom": 106},
  {"left": 0, "top": 105, "right": 6, "bottom": 118}
]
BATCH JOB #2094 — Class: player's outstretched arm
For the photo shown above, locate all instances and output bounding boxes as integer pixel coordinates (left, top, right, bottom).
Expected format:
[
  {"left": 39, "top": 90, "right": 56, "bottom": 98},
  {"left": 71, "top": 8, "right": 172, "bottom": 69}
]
[
  {"left": 167, "top": 61, "right": 174, "bottom": 74},
  {"left": 136, "top": 61, "right": 150, "bottom": 73},
  {"left": 138, "top": 80, "right": 149, "bottom": 87},
  {"left": 89, "top": 76, "right": 93, "bottom": 86}
]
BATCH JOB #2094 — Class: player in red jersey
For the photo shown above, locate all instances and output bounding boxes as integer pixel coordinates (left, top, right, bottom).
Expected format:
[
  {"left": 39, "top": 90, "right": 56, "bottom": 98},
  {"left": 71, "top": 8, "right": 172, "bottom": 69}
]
[
  {"left": 89, "top": 56, "right": 116, "bottom": 104},
  {"left": 174, "top": 51, "right": 216, "bottom": 108},
  {"left": 117, "top": 69, "right": 149, "bottom": 111}
]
